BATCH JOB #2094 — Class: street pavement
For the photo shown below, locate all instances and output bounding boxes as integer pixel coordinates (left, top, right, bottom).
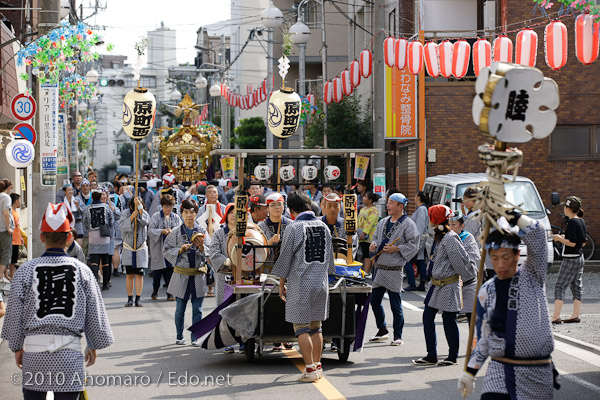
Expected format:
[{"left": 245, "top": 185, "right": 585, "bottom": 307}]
[{"left": 1, "top": 272, "right": 600, "bottom": 400}]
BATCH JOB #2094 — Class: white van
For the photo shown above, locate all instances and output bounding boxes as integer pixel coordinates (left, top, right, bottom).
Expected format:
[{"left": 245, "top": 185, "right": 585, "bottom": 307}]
[{"left": 422, "top": 173, "right": 554, "bottom": 268}]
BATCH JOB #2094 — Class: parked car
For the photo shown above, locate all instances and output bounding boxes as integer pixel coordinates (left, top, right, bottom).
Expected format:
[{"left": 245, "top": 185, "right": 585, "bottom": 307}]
[{"left": 422, "top": 173, "right": 554, "bottom": 268}]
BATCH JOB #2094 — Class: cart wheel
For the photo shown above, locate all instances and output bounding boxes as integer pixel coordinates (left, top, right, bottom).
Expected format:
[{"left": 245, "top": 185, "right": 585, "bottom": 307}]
[
  {"left": 337, "top": 339, "right": 353, "bottom": 363},
  {"left": 244, "top": 338, "right": 256, "bottom": 362}
]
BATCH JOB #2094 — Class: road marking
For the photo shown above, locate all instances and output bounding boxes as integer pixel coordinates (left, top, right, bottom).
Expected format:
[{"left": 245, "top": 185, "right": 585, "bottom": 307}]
[
  {"left": 554, "top": 333, "right": 600, "bottom": 355},
  {"left": 402, "top": 301, "right": 423, "bottom": 312},
  {"left": 283, "top": 348, "right": 346, "bottom": 400},
  {"left": 554, "top": 340, "right": 600, "bottom": 368},
  {"left": 556, "top": 368, "right": 600, "bottom": 395}
]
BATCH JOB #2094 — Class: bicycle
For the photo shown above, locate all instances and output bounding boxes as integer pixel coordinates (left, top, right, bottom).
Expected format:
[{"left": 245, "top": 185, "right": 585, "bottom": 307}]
[{"left": 551, "top": 215, "right": 596, "bottom": 261}]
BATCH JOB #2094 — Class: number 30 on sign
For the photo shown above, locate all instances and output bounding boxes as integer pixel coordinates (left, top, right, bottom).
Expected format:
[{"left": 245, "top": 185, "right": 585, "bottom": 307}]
[{"left": 11, "top": 94, "right": 37, "bottom": 121}]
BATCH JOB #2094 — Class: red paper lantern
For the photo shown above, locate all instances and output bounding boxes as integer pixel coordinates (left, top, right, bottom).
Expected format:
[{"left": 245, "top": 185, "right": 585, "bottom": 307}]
[
  {"left": 472, "top": 38, "right": 491, "bottom": 76},
  {"left": 332, "top": 76, "right": 343, "bottom": 103},
  {"left": 220, "top": 83, "right": 227, "bottom": 97},
  {"left": 247, "top": 84, "right": 252, "bottom": 94},
  {"left": 323, "top": 80, "right": 333, "bottom": 105},
  {"left": 341, "top": 69, "right": 353, "bottom": 96},
  {"left": 423, "top": 41, "right": 439, "bottom": 77},
  {"left": 349, "top": 60, "right": 361, "bottom": 87},
  {"left": 307, "top": 93, "right": 316, "bottom": 115},
  {"left": 575, "top": 13, "right": 600, "bottom": 65},
  {"left": 394, "top": 38, "right": 408, "bottom": 70},
  {"left": 384, "top": 36, "right": 395, "bottom": 67},
  {"left": 493, "top": 35, "right": 513, "bottom": 63},
  {"left": 262, "top": 79, "right": 267, "bottom": 93},
  {"left": 253, "top": 90, "right": 259, "bottom": 105},
  {"left": 516, "top": 28, "right": 538, "bottom": 67},
  {"left": 438, "top": 40, "right": 453, "bottom": 78},
  {"left": 452, "top": 39, "right": 471, "bottom": 78},
  {"left": 407, "top": 41, "right": 423, "bottom": 75},
  {"left": 359, "top": 49, "right": 372, "bottom": 78}
]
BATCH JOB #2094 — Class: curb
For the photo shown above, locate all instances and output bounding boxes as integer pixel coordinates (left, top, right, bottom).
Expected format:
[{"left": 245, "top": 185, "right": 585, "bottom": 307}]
[{"left": 553, "top": 332, "right": 600, "bottom": 356}]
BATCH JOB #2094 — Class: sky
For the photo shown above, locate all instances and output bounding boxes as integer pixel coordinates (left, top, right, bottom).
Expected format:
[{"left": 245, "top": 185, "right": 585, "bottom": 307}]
[{"left": 90, "top": 0, "right": 232, "bottom": 66}]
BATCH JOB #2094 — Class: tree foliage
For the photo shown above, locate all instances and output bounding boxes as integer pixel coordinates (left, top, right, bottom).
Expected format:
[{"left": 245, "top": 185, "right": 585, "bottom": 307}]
[
  {"left": 231, "top": 117, "right": 266, "bottom": 149},
  {"left": 118, "top": 143, "right": 134, "bottom": 168},
  {"left": 305, "top": 94, "right": 372, "bottom": 149}
]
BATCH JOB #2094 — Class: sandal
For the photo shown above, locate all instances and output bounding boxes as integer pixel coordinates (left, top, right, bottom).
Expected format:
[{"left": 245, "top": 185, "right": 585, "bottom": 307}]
[{"left": 412, "top": 357, "right": 438, "bottom": 365}]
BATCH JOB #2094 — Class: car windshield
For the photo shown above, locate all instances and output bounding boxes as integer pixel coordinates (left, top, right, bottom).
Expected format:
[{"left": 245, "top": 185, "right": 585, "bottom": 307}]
[{"left": 456, "top": 181, "right": 545, "bottom": 214}]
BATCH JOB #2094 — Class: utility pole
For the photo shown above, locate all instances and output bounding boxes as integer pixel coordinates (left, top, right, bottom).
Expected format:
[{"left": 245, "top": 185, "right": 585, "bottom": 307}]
[
  {"left": 298, "top": 6, "right": 306, "bottom": 148},
  {"left": 32, "top": 0, "right": 61, "bottom": 257},
  {"left": 320, "top": 0, "right": 328, "bottom": 149},
  {"left": 220, "top": 35, "right": 230, "bottom": 149},
  {"left": 373, "top": 0, "right": 385, "bottom": 178}
]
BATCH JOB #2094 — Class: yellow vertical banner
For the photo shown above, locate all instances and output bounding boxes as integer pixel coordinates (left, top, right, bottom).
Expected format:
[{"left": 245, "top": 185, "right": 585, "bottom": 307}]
[
  {"left": 343, "top": 194, "right": 357, "bottom": 235},
  {"left": 220, "top": 156, "right": 236, "bottom": 179},
  {"left": 384, "top": 65, "right": 417, "bottom": 139},
  {"left": 353, "top": 155, "right": 370, "bottom": 180}
]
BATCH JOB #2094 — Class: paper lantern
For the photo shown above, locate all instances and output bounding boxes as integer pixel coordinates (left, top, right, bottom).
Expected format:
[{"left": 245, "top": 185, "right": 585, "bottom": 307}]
[
  {"left": 407, "top": 41, "right": 423, "bottom": 75},
  {"left": 301, "top": 165, "right": 318, "bottom": 181},
  {"left": 122, "top": 87, "right": 156, "bottom": 140},
  {"left": 260, "top": 86, "right": 267, "bottom": 102},
  {"left": 359, "top": 49, "right": 372, "bottom": 78},
  {"left": 253, "top": 90, "right": 259, "bottom": 105},
  {"left": 472, "top": 38, "right": 491, "bottom": 76},
  {"left": 323, "top": 80, "right": 333, "bottom": 105},
  {"left": 452, "top": 39, "right": 471, "bottom": 78},
  {"left": 394, "top": 38, "right": 408, "bottom": 70},
  {"left": 384, "top": 36, "right": 395, "bottom": 67},
  {"left": 324, "top": 165, "right": 341, "bottom": 181},
  {"left": 267, "top": 88, "right": 301, "bottom": 139},
  {"left": 221, "top": 83, "right": 228, "bottom": 97},
  {"left": 493, "top": 35, "right": 513, "bottom": 63},
  {"left": 254, "top": 163, "right": 272, "bottom": 181},
  {"left": 240, "top": 96, "right": 246, "bottom": 110},
  {"left": 341, "top": 69, "right": 353, "bottom": 96},
  {"left": 247, "top": 84, "right": 252, "bottom": 94},
  {"left": 349, "top": 60, "right": 361, "bottom": 87},
  {"left": 247, "top": 93, "right": 254, "bottom": 109},
  {"left": 279, "top": 164, "right": 296, "bottom": 182},
  {"left": 575, "top": 13, "right": 600, "bottom": 65},
  {"left": 332, "top": 76, "right": 343, "bottom": 103},
  {"left": 438, "top": 40, "right": 453, "bottom": 78},
  {"left": 307, "top": 93, "right": 316, "bottom": 114},
  {"left": 423, "top": 41, "right": 439, "bottom": 77},
  {"left": 5, "top": 138, "right": 35, "bottom": 168},
  {"left": 516, "top": 28, "right": 538, "bottom": 67}
]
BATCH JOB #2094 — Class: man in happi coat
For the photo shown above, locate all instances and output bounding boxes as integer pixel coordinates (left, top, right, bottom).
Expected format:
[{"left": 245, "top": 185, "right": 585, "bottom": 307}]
[
  {"left": 272, "top": 191, "right": 335, "bottom": 382},
  {"left": 1, "top": 203, "right": 113, "bottom": 399},
  {"left": 458, "top": 213, "right": 558, "bottom": 399},
  {"left": 149, "top": 173, "right": 186, "bottom": 217}
]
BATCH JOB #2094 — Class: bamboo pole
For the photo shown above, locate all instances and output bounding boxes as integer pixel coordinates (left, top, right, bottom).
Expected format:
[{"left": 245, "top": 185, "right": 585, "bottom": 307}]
[
  {"left": 133, "top": 140, "right": 140, "bottom": 249},
  {"left": 277, "top": 139, "right": 283, "bottom": 237},
  {"left": 235, "top": 154, "right": 245, "bottom": 285},
  {"left": 345, "top": 154, "right": 354, "bottom": 265}
]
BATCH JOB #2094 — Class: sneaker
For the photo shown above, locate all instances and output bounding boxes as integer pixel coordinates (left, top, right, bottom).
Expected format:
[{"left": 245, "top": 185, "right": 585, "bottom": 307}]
[
  {"left": 457, "top": 314, "right": 468, "bottom": 323},
  {"left": 224, "top": 346, "right": 235, "bottom": 353},
  {"left": 238, "top": 344, "right": 246, "bottom": 353},
  {"left": 298, "top": 368, "right": 320, "bottom": 383},
  {"left": 330, "top": 343, "right": 338, "bottom": 352},
  {"left": 0, "top": 277, "right": 11, "bottom": 284},
  {"left": 391, "top": 338, "right": 404, "bottom": 346},
  {"left": 404, "top": 285, "right": 419, "bottom": 291},
  {"left": 151, "top": 293, "right": 158, "bottom": 300},
  {"left": 175, "top": 339, "right": 186, "bottom": 345},
  {"left": 437, "top": 358, "right": 457, "bottom": 366},
  {"left": 272, "top": 345, "right": 283, "bottom": 352},
  {"left": 315, "top": 363, "right": 323, "bottom": 379},
  {"left": 412, "top": 357, "right": 438, "bottom": 365},
  {"left": 369, "top": 329, "right": 389, "bottom": 342},
  {"left": 191, "top": 340, "right": 201, "bottom": 347},
  {"left": 167, "top": 296, "right": 175, "bottom": 301}
]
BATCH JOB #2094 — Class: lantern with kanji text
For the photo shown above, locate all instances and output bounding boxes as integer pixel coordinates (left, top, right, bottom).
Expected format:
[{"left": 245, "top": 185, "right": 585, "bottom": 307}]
[
  {"left": 267, "top": 88, "right": 302, "bottom": 139},
  {"left": 123, "top": 87, "right": 157, "bottom": 140}
]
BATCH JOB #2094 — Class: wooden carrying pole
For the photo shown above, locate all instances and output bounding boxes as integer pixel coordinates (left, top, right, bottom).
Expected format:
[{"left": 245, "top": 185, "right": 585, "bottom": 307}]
[
  {"left": 277, "top": 139, "right": 283, "bottom": 237},
  {"left": 133, "top": 140, "right": 140, "bottom": 249},
  {"left": 234, "top": 154, "right": 246, "bottom": 285},
  {"left": 345, "top": 154, "right": 354, "bottom": 265}
]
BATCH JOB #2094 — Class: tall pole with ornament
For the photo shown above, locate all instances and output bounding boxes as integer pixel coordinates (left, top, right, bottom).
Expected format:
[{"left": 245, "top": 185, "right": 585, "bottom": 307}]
[{"left": 122, "top": 37, "right": 157, "bottom": 249}]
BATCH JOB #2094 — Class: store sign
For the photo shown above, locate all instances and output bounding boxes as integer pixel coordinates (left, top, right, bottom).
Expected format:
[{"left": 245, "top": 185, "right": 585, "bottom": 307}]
[
  {"left": 57, "top": 113, "right": 69, "bottom": 175},
  {"left": 39, "top": 83, "right": 59, "bottom": 186},
  {"left": 374, "top": 173, "right": 386, "bottom": 198},
  {"left": 385, "top": 65, "right": 417, "bottom": 139}
]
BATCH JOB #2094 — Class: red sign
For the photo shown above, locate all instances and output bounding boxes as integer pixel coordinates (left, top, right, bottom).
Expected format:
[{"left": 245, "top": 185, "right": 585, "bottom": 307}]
[
  {"left": 13, "top": 122, "right": 37, "bottom": 145},
  {"left": 11, "top": 94, "right": 37, "bottom": 121}
]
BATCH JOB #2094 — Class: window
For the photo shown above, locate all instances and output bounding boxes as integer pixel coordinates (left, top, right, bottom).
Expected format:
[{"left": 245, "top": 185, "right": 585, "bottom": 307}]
[
  {"left": 457, "top": 181, "right": 545, "bottom": 215},
  {"left": 388, "top": 9, "right": 396, "bottom": 36},
  {"left": 550, "top": 125, "right": 600, "bottom": 160},
  {"left": 300, "top": 1, "right": 322, "bottom": 29},
  {"left": 124, "top": 76, "right": 156, "bottom": 88}
]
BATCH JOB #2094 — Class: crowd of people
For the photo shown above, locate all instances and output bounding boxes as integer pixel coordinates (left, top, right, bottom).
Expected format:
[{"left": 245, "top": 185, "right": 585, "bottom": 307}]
[{"left": 0, "top": 168, "right": 589, "bottom": 396}]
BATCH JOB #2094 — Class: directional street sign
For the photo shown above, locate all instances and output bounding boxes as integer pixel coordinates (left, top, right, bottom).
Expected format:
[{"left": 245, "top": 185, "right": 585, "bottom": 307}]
[
  {"left": 13, "top": 122, "right": 37, "bottom": 145},
  {"left": 11, "top": 94, "right": 37, "bottom": 121}
]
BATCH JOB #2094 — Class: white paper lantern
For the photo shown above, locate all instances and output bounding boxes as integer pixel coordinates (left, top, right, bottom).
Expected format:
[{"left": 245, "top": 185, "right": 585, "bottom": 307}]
[
  {"left": 323, "top": 80, "right": 333, "bottom": 105},
  {"left": 324, "top": 165, "right": 341, "bottom": 181},
  {"left": 423, "top": 41, "right": 440, "bottom": 77},
  {"left": 123, "top": 87, "right": 157, "bottom": 140},
  {"left": 575, "top": 13, "right": 600, "bottom": 65},
  {"left": 473, "top": 38, "right": 492, "bottom": 76},
  {"left": 407, "top": 41, "right": 423, "bottom": 75},
  {"left": 341, "top": 69, "right": 353, "bottom": 96},
  {"left": 254, "top": 163, "right": 272, "bottom": 181},
  {"left": 332, "top": 76, "right": 343, "bottom": 103},
  {"left": 349, "top": 60, "right": 361, "bottom": 87},
  {"left": 438, "top": 40, "right": 453, "bottom": 78},
  {"left": 359, "top": 49, "right": 372, "bottom": 78},
  {"left": 545, "top": 20, "right": 568, "bottom": 71},
  {"left": 301, "top": 165, "right": 319, "bottom": 181},
  {"left": 493, "top": 35, "right": 513, "bottom": 63},
  {"left": 268, "top": 88, "right": 301, "bottom": 139},
  {"left": 279, "top": 164, "right": 296, "bottom": 182},
  {"left": 5, "top": 138, "right": 35, "bottom": 168},
  {"left": 515, "top": 28, "right": 538, "bottom": 67},
  {"left": 384, "top": 36, "right": 395, "bottom": 67},
  {"left": 394, "top": 38, "right": 408, "bottom": 70},
  {"left": 452, "top": 39, "right": 471, "bottom": 78}
]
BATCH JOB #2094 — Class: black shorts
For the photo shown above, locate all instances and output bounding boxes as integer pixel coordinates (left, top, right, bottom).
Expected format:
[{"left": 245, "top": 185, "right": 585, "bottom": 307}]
[
  {"left": 89, "top": 253, "right": 111, "bottom": 266},
  {"left": 11, "top": 245, "right": 19, "bottom": 264},
  {"left": 125, "top": 265, "right": 146, "bottom": 276}
]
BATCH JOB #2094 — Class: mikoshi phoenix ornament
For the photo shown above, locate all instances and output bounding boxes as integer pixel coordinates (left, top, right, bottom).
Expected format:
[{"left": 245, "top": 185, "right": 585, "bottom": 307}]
[{"left": 463, "top": 61, "right": 559, "bottom": 388}]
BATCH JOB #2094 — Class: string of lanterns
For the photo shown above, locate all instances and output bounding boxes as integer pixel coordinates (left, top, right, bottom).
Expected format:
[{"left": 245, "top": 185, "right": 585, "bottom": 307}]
[
  {"left": 221, "top": 77, "right": 272, "bottom": 110},
  {"left": 322, "top": 49, "right": 373, "bottom": 106},
  {"left": 381, "top": 13, "right": 598, "bottom": 77}
]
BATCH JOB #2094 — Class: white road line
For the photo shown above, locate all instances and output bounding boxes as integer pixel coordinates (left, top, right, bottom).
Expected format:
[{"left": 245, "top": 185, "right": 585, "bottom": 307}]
[
  {"left": 554, "top": 333, "right": 600, "bottom": 354},
  {"left": 402, "top": 301, "right": 423, "bottom": 312},
  {"left": 557, "top": 368, "right": 600, "bottom": 395},
  {"left": 554, "top": 340, "right": 600, "bottom": 368}
]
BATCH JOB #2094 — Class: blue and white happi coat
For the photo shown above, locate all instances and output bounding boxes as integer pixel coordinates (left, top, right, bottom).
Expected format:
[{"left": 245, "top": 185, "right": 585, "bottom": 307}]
[
  {"left": 272, "top": 211, "right": 335, "bottom": 324},
  {"left": 164, "top": 224, "right": 208, "bottom": 299},
  {"left": 0, "top": 250, "right": 113, "bottom": 392},
  {"left": 148, "top": 210, "right": 182, "bottom": 271},
  {"left": 468, "top": 218, "right": 555, "bottom": 399},
  {"left": 119, "top": 208, "right": 150, "bottom": 269}
]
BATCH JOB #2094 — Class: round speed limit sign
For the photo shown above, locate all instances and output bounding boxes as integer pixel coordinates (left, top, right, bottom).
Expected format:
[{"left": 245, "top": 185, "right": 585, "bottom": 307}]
[{"left": 11, "top": 94, "right": 37, "bottom": 121}]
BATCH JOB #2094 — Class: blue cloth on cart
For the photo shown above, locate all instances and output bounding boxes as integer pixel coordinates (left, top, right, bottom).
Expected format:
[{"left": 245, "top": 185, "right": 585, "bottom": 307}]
[{"left": 330, "top": 264, "right": 363, "bottom": 283}]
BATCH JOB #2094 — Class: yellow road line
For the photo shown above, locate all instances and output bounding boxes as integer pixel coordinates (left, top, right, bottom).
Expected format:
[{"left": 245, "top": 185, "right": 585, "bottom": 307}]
[{"left": 283, "top": 348, "right": 346, "bottom": 400}]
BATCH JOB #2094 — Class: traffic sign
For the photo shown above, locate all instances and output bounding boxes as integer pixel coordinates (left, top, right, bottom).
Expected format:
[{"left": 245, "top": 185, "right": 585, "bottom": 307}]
[
  {"left": 13, "top": 122, "right": 37, "bottom": 145},
  {"left": 11, "top": 94, "right": 37, "bottom": 121}
]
